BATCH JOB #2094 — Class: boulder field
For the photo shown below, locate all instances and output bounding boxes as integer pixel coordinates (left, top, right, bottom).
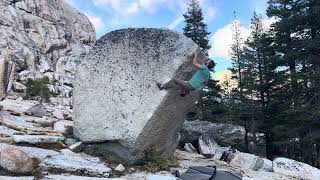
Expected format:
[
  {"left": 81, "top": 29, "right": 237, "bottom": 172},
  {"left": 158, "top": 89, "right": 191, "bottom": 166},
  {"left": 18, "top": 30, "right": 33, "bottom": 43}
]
[
  {"left": 0, "top": 97, "right": 318, "bottom": 179},
  {"left": 73, "top": 28, "right": 199, "bottom": 161}
]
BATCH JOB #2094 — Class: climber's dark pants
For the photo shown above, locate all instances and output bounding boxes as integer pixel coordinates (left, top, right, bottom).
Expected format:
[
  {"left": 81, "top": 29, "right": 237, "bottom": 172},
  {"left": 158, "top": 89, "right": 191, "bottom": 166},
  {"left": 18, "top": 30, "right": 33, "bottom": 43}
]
[{"left": 162, "top": 78, "right": 195, "bottom": 95}]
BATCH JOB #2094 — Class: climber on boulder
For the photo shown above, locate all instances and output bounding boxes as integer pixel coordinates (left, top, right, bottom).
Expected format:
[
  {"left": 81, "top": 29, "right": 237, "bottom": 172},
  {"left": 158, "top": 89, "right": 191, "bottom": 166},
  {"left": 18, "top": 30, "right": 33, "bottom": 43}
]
[{"left": 157, "top": 49, "right": 215, "bottom": 97}]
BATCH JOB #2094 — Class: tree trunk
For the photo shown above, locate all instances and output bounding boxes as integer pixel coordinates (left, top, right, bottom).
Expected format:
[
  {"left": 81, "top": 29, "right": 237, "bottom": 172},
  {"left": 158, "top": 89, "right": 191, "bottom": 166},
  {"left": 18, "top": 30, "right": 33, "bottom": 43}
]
[
  {"left": 244, "top": 127, "right": 249, "bottom": 153},
  {"left": 265, "top": 131, "right": 273, "bottom": 159}
]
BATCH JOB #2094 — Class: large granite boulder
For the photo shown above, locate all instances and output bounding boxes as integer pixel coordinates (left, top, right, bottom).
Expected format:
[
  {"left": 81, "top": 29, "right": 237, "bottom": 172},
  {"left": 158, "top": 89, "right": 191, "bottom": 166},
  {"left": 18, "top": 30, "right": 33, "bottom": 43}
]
[
  {"left": 0, "top": 55, "right": 15, "bottom": 100},
  {"left": 273, "top": 157, "right": 320, "bottom": 180},
  {"left": 180, "top": 120, "right": 246, "bottom": 147},
  {"left": 74, "top": 28, "right": 199, "bottom": 160},
  {"left": 0, "top": 0, "right": 95, "bottom": 99}
]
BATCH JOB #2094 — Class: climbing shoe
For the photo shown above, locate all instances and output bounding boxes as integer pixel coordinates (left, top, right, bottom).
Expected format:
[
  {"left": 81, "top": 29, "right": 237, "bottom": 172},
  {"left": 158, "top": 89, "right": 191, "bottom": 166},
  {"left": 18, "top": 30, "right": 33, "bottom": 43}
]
[{"left": 156, "top": 82, "right": 163, "bottom": 90}]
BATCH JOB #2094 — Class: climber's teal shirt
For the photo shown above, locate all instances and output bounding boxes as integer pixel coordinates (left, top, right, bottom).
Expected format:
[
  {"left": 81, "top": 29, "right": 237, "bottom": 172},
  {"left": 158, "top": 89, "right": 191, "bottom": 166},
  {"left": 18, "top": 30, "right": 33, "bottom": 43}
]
[{"left": 188, "top": 65, "right": 210, "bottom": 90}]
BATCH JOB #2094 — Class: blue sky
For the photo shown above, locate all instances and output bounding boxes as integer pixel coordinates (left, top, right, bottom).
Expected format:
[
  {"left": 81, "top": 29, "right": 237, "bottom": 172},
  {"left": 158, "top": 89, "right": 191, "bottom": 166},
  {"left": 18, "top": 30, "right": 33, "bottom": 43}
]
[{"left": 65, "top": 0, "right": 271, "bottom": 77}]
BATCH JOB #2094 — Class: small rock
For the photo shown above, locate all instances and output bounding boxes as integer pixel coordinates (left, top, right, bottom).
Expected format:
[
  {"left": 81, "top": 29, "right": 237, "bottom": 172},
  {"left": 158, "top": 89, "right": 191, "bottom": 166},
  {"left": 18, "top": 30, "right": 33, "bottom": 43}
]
[
  {"left": 13, "top": 135, "right": 65, "bottom": 144},
  {"left": 230, "top": 152, "right": 264, "bottom": 171},
  {"left": 64, "top": 138, "right": 78, "bottom": 147},
  {"left": 69, "top": 142, "right": 84, "bottom": 153},
  {"left": 260, "top": 158, "right": 273, "bottom": 172},
  {"left": 1, "top": 113, "right": 38, "bottom": 129},
  {"left": 212, "top": 146, "right": 229, "bottom": 160},
  {"left": 18, "top": 71, "right": 43, "bottom": 82},
  {"left": 25, "top": 104, "right": 47, "bottom": 118},
  {"left": 0, "top": 145, "right": 39, "bottom": 174},
  {"left": 184, "top": 143, "right": 197, "bottom": 153},
  {"left": 50, "top": 97, "right": 72, "bottom": 107},
  {"left": 26, "top": 116, "right": 58, "bottom": 128},
  {"left": 198, "top": 134, "right": 220, "bottom": 158},
  {"left": 13, "top": 82, "right": 27, "bottom": 92},
  {"left": 115, "top": 164, "right": 125, "bottom": 172},
  {"left": 54, "top": 120, "right": 73, "bottom": 134},
  {"left": 52, "top": 109, "right": 64, "bottom": 119},
  {"left": 60, "top": 149, "right": 78, "bottom": 156},
  {"left": 174, "top": 150, "right": 205, "bottom": 161},
  {"left": 0, "top": 99, "right": 37, "bottom": 114}
]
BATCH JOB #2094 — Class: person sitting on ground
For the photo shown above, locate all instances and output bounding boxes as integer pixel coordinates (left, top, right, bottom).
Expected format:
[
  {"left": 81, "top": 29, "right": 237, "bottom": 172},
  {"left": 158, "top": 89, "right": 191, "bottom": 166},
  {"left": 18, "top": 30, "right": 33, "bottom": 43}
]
[
  {"left": 219, "top": 146, "right": 237, "bottom": 164},
  {"left": 226, "top": 147, "right": 237, "bottom": 164},
  {"left": 157, "top": 48, "right": 215, "bottom": 97},
  {"left": 220, "top": 146, "right": 232, "bottom": 162}
]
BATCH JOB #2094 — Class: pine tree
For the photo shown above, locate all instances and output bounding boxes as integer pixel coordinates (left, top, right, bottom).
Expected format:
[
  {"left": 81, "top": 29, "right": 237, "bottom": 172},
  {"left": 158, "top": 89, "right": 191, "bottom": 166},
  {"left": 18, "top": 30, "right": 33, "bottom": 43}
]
[
  {"left": 267, "top": 0, "right": 302, "bottom": 107},
  {"left": 299, "top": 0, "right": 320, "bottom": 106},
  {"left": 241, "top": 12, "right": 280, "bottom": 157},
  {"left": 289, "top": 0, "right": 320, "bottom": 166},
  {"left": 266, "top": 0, "right": 320, "bottom": 166},
  {"left": 227, "top": 12, "right": 253, "bottom": 152},
  {"left": 217, "top": 0, "right": 320, "bottom": 166},
  {"left": 230, "top": 11, "right": 244, "bottom": 96},
  {"left": 183, "top": 0, "right": 211, "bottom": 53}
]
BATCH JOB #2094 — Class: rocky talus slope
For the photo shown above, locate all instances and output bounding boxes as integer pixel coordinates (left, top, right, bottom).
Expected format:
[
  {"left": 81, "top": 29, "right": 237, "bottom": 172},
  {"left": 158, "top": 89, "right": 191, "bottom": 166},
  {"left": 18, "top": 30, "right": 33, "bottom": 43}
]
[{"left": 0, "top": 97, "right": 319, "bottom": 179}]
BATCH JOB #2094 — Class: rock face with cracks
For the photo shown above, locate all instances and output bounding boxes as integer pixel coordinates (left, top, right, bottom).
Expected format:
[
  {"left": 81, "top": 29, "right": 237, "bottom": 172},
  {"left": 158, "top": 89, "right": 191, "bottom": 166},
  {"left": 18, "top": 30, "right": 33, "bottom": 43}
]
[
  {"left": 0, "top": 0, "right": 95, "bottom": 72},
  {"left": 0, "top": 0, "right": 95, "bottom": 101},
  {"left": 74, "top": 28, "right": 199, "bottom": 160}
]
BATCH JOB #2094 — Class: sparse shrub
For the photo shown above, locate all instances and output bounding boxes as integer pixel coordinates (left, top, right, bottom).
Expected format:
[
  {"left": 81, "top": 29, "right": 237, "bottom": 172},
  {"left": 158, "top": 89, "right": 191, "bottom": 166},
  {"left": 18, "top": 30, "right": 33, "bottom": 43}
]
[
  {"left": 142, "top": 147, "right": 178, "bottom": 172},
  {"left": 25, "top": 77, "right": 50, "bottom": 103}
]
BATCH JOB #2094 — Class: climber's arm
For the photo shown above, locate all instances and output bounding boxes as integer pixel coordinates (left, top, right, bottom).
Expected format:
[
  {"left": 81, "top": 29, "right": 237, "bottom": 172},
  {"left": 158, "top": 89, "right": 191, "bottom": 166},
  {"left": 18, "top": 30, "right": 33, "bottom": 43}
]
[{"left": 192, "top": 50, "right": 202, "bottom": 69}]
